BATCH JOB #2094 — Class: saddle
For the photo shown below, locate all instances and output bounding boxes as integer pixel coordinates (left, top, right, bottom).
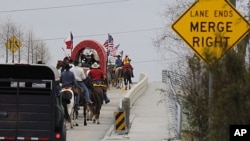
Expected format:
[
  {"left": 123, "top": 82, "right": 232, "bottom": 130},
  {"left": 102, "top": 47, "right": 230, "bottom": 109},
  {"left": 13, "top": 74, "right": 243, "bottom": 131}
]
[{"left": 92, "top": 82, "right": 107, "bottom": 91}]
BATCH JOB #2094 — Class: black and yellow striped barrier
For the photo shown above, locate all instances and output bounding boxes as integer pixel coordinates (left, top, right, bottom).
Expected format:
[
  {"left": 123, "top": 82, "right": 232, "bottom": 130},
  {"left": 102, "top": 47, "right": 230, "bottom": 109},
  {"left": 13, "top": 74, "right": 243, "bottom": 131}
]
[{"left": 114, "top": 111, "right": 126, "bottom": 132}]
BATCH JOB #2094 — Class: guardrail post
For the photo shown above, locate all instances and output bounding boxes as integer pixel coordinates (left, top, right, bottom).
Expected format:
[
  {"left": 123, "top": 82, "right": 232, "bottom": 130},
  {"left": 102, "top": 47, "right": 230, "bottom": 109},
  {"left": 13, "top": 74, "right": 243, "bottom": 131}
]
[{"left": 122, "top": 97, "right": 130, "bottom": 133}]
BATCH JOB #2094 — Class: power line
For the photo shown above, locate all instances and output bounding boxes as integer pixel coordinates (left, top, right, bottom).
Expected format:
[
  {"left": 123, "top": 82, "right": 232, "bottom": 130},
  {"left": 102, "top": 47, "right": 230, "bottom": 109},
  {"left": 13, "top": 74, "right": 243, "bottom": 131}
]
[
  {"left": 0, "top": 0, "right": 128, "bottom": 13},
  {"left": 34, "top": 27, "right": 163, "bottom": 42},
  {"left": 133, "top": 57, "right": 183, "bottom": 64}
]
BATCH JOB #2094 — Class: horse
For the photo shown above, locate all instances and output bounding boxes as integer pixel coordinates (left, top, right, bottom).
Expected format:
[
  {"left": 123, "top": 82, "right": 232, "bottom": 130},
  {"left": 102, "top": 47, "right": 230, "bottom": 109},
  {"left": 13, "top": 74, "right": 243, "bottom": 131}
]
[
  {"left": 106, "top": 66, "right": 116, "bottom": 89},
  {"left": 114, "top": 67, "right": 123, "bottom": 89},
  {"left": 106, "top": 69, "right": 112, "bottom": 89},
  {"left": 56, "top": 60, "right": 63, "bottom": 69},
  {"left": 123, "top": 67, "right": 132, "bottom": 90},
  {"left": 72, "top": 85, "right": 88, "bottom": 126},
  {"left": 60, "top": 88, "right": 75, "bottom": 129},
  {"left": 56, "top": 58, "right": 70, "bottom": 73},
  {"left": 84, "top": 77, "right": 104, "bottom": 124}
]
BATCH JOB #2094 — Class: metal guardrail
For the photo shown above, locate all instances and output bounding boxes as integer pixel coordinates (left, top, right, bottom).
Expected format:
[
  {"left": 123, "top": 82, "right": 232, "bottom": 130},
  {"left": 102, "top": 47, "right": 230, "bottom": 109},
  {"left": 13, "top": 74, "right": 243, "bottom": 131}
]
[
  {"left": 162, "top": 70, "right": 183, "bottom": 140},
  {"left": 118, "top": 73, "right": 148, "bottom": 133}
]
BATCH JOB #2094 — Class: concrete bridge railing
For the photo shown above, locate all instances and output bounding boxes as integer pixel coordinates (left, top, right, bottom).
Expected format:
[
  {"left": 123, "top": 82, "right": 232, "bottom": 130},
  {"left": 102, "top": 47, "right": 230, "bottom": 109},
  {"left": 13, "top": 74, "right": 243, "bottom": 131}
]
[{"left": 119, "top": 73, "right": 148, "bottom": 133}]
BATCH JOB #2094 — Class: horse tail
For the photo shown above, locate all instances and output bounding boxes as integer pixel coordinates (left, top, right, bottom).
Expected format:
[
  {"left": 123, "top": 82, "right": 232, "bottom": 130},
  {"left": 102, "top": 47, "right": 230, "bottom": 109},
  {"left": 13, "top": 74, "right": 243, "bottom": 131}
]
[
  {"left": 62, "top": 98, "right": 69, "bottom": 122},
  {"left": 123, "top": 68, "right": 132, "bottom": 85},
  {"left": 92, "top": 89, "right": 100, "bottom": 106},
  {"left": 94, "top": 87, "right": 103, "bottom": 107},
  {"left": 63, "top": 102, "right": 70, "bottom": 122},
  {"left": 61, "top": 89, "right": 74, "bottom": 122}
]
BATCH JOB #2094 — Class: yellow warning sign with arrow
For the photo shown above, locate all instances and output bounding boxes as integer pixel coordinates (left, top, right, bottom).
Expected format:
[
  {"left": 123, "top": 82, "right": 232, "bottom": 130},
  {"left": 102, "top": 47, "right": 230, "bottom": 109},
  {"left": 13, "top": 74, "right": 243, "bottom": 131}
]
[{"left": 5, "top": 36, "right": 23, "bottom": 53}]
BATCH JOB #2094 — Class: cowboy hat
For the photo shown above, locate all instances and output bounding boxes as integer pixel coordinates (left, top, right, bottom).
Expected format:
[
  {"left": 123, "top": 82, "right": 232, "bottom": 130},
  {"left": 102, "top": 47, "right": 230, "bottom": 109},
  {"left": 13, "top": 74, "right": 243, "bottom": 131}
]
[
  {"left": 74, "top": 60, "right": 79, "bottom": 66},
  {"left": 91, "top": 62, "right": 100, "bottom": 68},
  {"left": 65, "top": 64, "right": 72, "bottom": 69}
]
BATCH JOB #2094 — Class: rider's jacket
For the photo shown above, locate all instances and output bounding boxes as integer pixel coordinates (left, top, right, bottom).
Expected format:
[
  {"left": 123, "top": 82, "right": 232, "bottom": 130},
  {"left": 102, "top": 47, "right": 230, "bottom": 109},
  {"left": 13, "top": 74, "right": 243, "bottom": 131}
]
[
  {"left": 88, "top": 68, "right": 105, "bottom": 81},
  {"left": 116, "top": 58, "right": 123, "bottom": 67},
  {"left": 61, "top": 70, "right": 76, "bottom": 88},
  {"left": 123, "top": 57, "right": 130, "bottom": 65}
]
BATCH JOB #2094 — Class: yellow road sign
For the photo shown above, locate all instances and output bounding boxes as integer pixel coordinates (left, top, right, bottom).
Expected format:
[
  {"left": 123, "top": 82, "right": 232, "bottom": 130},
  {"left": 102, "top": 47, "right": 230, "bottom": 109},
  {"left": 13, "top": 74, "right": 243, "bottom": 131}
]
[
  {"left": 5, "top": 36, "right": 23, "bottom": 53},
  {"left": 172, "top": 0, "right": 250, "bottom": 65}
]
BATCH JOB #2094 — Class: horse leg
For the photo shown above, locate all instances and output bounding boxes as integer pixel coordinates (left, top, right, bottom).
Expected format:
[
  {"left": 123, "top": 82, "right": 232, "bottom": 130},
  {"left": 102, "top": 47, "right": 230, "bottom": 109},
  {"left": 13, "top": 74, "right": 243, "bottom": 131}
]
[
  {"left": 63, "top": 103, "right": 72, "bottom": 129},
  {"left": 69, "top": 107, "right": 74, "bottom": 129},
  {"left": 125, "top": 79, "right": 128, "bottom": 90},
  {"left": 67, "top": 112, "right": 73, "bottom": 129},
  {"left": 83, "top": 104, "right": 87, "bottom": 126},
  {"left": 87, "top": 104, "right": 94, "bottom": 121},
  {"left": 96, "top": 110, "right": 100, "bottom": 124},
  {"left": 73, "top": 109, "right": 79, "bottom": 126},
  {"left": 87, "top": 104, "right": 96, "bottom": 123},
  {"left": 119, "top": 78, "right": 123, "bottom": 89},
  {"left": 112, "top": 78, "right": 116, "bottom": 87},
  {"left": 129, "top": 77, "right": 133, "bottom": 85},
  {"left": 92, "top": 113, "right": 96, "bottom": 123},
  {"left": 121, "top": 78, "right": 124, "bottom": 89},
  {"left": 72, "top": 104, "right": 79, "bottom": 126},
  {"left": 116, "top": 79, "right": 120, "bottom": 89},
  {"left": 86, "top": 110, "right": 92, "bottom": 121}
]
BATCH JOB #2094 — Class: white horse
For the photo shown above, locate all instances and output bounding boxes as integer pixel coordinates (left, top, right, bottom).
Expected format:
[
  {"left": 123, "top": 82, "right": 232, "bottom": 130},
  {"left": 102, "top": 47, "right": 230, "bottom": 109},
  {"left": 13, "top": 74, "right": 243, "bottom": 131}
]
[
  {"left": 61, "top": 88, "right": 76, "bottom": 129},
  {"left": 115, "top": 67, "right": 123, "bottom": 89}
]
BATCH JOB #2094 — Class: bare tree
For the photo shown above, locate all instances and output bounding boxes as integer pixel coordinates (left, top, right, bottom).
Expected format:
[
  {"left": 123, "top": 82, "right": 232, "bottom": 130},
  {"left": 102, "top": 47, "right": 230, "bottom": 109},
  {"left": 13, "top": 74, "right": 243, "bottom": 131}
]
[
  {"left": 153, "top": 0, "right": 193, "bottom": 74},
  {"left": 35, "top": 40, "right": 50, "bottom": 64},
  {"left": 16, "top": 25, "right": 25, "bottom": 63},
  {"left": 0, "top": 17, "right": 52, "bottom": 64},
  {"left": 0, "top": 17, "right": 17, "bottom": 63},
  {"left": 22, "top": 31, "right": 50, "bottom": 64}
]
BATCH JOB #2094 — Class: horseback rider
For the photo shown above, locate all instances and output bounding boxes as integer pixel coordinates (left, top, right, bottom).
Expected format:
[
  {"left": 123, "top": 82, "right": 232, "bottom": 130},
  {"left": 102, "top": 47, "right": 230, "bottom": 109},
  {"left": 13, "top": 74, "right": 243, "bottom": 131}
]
[
  {"left": 88, "top": 62, "right": 110, "bottom": 104},
  {"left": 115, "top": 55, "right": 123, "bottom": 68},
  {"left": 90, "top": 54, "right": 98, "bottom": 66},
  {"left": 80, "top": 53, "right": 89, "bottom": 68},
  {"left": 70, "top": 60, "right": 93, "bottom": 104},
  {"left": 61, "top": 64, "right": 76, "bottom": 88},
  {"left": 122, "top": 54, "right": 134, "bottom": 78},
  {"left": 60, "top": 64, "right": 80, "bottom": 107},
  {"left": 61, "top": 56, "right": 71, "bottom": 72}
]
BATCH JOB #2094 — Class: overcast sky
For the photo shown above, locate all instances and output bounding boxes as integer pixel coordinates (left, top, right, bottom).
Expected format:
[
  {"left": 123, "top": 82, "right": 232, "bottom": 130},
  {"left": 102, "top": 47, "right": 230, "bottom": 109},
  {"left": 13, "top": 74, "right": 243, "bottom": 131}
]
[
  {"left": 0, "top": 0, "right": 248, "bottom": 82},
  {"left": 0, "top": 0, "right": 171, "bottom": 82}
]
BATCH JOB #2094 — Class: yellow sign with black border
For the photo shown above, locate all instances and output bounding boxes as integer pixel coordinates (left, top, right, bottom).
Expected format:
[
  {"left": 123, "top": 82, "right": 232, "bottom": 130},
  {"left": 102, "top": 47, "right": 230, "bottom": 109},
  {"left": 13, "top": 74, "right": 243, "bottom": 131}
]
[
  {"left": 5, "top": 36, "right": 22, "bottom": 53},
  {"left": 172, "top": 0, "right": 250, "bottom": 65}
]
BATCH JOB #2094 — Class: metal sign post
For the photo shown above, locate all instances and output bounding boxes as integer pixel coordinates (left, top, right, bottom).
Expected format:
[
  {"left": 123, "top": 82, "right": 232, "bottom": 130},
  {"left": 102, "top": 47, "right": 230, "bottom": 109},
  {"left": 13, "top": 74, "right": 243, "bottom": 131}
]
[
  {"left": 172, "top": 0, "right": 250, "bottom": 140},
  {"left": 5, "top": 36, "right": 23, "bottom": 63}
]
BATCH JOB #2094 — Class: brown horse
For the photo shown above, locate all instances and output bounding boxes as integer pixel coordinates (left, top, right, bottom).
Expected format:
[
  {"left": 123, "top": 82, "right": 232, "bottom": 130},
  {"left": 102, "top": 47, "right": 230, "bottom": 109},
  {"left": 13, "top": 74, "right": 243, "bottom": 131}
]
[
  {"left": 123, "top": 67, "right": 132, "bottom": 90},
  {"left": 84, "top": 77, "right": 104, "bottom": 124},
  {"left": 56, "top": 60, "right": 63, "bottom": 69},
  {"left": 72, "top": 85, "right": 88, "bottom": 126}
]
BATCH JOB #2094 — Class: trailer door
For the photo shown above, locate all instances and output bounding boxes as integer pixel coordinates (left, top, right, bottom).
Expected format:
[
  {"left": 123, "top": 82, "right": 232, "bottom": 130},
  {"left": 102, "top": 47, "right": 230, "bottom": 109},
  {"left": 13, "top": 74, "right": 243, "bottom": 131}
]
[{"left": 0, "top": 64, "right": 64, "bottom": 141}]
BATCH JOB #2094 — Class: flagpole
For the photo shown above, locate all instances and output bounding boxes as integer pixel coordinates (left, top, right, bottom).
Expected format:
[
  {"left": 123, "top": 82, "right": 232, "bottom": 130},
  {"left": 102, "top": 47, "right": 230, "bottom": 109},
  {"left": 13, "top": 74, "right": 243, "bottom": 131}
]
[
  {"left": 62, "top": 47, "right": 68, "bottom": 57},
  {"left": 71, "top": 47, "right": 72, "bottom": 57},
  {"left": 106, "top": 34, "right": 109, "bottom": 73},
  {"left": 70, "top": 32, "right": 73, "bottom": 57},
  {"left": 62, "top": 47, "right": 71, "bottom": 58}
]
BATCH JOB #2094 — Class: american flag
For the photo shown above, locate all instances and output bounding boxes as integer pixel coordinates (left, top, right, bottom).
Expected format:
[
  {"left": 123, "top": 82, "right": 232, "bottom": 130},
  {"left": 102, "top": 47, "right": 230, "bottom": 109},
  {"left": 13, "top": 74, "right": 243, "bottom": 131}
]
[
  {"left": 111, "top": 44, "right": 120, "bottom": 56},
  {"left": 103, "top": 34, "right": 114, "bottom": 49},
  {"left": 119, "top": 50, "right": 123, "bottom": 57}
]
